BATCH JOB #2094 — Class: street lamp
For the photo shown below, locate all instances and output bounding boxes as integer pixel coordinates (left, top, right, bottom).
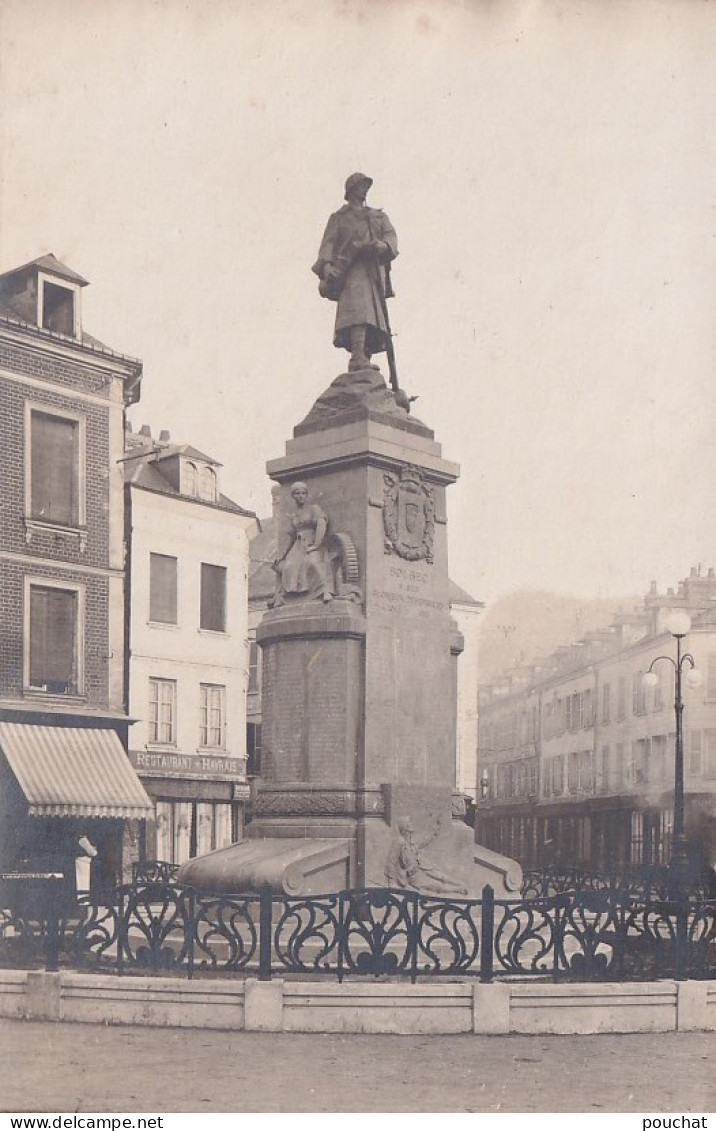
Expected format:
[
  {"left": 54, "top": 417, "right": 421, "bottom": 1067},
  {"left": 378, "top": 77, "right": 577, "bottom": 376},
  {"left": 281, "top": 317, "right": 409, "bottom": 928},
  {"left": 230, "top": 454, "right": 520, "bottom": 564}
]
[{"left": 643, "top": 610, "right": 702, "bottom": 898}]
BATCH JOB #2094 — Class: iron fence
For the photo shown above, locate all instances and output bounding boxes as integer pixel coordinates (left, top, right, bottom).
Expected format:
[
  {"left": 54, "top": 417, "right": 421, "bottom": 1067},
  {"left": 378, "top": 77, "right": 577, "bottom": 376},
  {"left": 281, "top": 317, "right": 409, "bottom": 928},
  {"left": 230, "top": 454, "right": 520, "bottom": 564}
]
[
  {"left": 520, "top": 864, "right": 713, "bottom": 901},
  {"left": 131, "top": 860, "right": 181, "bottom": 884},
  {"left": 1, "top": 873, "right": 715, "bottom": 984}
]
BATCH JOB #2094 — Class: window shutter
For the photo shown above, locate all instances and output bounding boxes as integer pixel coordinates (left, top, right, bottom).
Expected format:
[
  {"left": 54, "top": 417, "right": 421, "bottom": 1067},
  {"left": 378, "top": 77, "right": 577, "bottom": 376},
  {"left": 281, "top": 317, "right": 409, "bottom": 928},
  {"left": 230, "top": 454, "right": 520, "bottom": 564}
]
[
  {"left": 200, "top": 563, "right": 226, "bottom": 631},
  {"left": 31, "top": 412, "right": 77, "bottom": 525},
  {"left": 149, "top": 554, "right": 177, "bottom": 623},
  {"left": 29, "top": 587, "right": 76, "bottom": 691}
]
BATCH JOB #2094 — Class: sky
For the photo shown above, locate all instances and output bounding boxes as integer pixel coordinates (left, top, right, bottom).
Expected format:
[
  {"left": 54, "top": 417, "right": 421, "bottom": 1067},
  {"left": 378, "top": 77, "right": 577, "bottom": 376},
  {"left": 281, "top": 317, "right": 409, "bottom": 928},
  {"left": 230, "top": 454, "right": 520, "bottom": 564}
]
[{"left": 1, "top": 0, "right": 714, "bottom": 606}]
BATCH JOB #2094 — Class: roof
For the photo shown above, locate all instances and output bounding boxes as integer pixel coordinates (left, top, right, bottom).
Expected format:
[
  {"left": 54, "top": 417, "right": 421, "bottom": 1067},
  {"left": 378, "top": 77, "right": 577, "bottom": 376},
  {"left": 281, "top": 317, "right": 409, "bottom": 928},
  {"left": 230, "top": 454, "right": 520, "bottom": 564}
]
[
  {"left": 0, "top": 723, "right": 153, "bottom": 819},
  {"left": 0, "top": 254, "right": 142, "bottom": 386},
  {"left": 249, "top": 517, "right": 278, "bottom": 602},
  {"left": 124, "top": 438, "right": 255, "bottom": 519},
  {"left": 448, "top": 580, "right": 484, "bottom": 608},
  {"left": 153, "top": 443, "right": 221, "bottom": 467},
  {"left": 0, "top": 253, "right": 89, "bottom": 287}
]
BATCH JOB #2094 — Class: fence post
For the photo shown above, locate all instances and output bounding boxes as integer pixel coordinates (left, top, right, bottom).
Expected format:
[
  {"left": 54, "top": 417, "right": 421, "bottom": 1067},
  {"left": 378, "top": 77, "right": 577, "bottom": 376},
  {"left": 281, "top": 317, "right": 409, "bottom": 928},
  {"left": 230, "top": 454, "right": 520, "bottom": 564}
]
[
  {"left": 480, "top": 884, "right": 494, "bottom": 984},
  {"left": 44, "top": 876, "right": 61, "bottom": 973},
  {"left": 258, "top": 883, "right": 273, "bottom": 981},
  {"left": 187, "top": 888, "right": 195, "bottom": 981},
  {"left": 410, "top": 891, "right": 419, "bottom": 984},
  {"left": 675, "top": 891, "right": 688, "bottom": 982},
  {"left": 116, "top": 886, "right": 125, "bottom": 976},
  {"left": 553, "top": 892, "right": 568, "bottom": 978}
]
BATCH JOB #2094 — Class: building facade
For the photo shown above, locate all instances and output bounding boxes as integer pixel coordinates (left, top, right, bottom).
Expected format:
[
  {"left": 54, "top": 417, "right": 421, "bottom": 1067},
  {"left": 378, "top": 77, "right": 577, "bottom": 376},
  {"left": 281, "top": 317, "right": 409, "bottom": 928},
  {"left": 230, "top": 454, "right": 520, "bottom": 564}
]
[
  {"left": 0, "top": 255, "right": 152, "bottom": 889},
  {"left": 477, "top": 569, "right": 716, "bottom": 874},
  {"left": 123, "top": 425, "right": 256, "bottom": 866}
]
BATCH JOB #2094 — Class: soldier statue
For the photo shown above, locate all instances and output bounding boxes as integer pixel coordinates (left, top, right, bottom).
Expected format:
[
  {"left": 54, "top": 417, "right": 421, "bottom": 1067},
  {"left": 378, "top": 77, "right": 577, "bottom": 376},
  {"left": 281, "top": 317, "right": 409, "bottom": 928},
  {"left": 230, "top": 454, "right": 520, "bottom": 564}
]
[{"left": 312, "top": 173, "right": 398, "bottom": 375}]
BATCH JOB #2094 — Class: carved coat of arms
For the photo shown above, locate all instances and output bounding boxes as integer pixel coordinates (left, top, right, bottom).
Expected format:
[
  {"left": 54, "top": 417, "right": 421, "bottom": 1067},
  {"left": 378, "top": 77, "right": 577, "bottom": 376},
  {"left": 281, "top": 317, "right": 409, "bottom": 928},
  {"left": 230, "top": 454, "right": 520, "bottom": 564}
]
[{"left": 382, "top": 464, "right": 435, "bottom": 562}]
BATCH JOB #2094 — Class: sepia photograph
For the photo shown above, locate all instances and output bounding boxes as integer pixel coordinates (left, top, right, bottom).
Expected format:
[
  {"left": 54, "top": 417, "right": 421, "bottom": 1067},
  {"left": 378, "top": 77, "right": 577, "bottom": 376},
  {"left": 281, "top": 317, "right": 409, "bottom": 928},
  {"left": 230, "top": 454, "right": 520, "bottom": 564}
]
[{"left": 0, "top": 0, "right": 715, "bottom": 1118}]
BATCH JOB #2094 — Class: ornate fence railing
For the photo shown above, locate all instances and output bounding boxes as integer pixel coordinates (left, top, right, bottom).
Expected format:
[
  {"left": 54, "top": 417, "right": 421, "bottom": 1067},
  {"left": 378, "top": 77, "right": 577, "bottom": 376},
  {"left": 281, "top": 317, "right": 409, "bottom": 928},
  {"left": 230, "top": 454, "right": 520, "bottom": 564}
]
[
  {"left": 1, "top": 874, "right": 715, "bottom": 983},
  {"left": 520, "top": 865, "right": 713, "bottom": 902},
  {"left": 131, "top": 860, "right": 181, "bottom": 884}
]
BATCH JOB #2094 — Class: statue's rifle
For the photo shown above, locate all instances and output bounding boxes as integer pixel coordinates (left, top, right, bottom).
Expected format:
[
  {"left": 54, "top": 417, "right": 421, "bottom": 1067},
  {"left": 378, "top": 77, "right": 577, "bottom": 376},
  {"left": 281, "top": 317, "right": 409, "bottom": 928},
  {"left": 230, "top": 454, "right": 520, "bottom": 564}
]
[{"left": 365, "top": 214, "right": 400, "bottom": 395}]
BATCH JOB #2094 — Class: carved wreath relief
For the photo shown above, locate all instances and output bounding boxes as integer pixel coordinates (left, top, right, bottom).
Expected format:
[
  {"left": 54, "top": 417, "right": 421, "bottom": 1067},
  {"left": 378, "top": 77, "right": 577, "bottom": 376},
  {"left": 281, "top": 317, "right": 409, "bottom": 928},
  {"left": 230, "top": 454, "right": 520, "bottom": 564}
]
[{"left": 382, "top": 464, "right": 435, "bottom": 563}]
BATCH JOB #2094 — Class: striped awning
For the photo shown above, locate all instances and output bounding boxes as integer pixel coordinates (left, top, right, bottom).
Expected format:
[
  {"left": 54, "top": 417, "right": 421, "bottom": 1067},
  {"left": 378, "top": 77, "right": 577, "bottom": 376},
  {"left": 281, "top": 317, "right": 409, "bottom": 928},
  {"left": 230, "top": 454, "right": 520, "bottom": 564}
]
[{"left": 0, "top": 722, "right": 154, "bottom": 819}]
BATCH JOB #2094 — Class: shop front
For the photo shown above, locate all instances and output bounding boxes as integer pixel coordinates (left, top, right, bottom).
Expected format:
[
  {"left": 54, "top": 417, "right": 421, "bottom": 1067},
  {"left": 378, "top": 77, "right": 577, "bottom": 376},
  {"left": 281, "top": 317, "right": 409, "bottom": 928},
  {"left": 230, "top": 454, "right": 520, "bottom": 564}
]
[
  {"left": 128, "top": 748, "right": 250, "bottom": 867},
  {"left": 0, "top": 721, "right": 154, "bottom": 895}
]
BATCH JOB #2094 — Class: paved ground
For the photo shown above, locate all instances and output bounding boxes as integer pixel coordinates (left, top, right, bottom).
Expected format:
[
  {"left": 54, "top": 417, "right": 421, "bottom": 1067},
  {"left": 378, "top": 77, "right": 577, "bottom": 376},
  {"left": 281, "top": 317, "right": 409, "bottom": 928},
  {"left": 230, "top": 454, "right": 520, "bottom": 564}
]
[{"left": 0, "top": 1020, "right": 714, "bottom": 1113}]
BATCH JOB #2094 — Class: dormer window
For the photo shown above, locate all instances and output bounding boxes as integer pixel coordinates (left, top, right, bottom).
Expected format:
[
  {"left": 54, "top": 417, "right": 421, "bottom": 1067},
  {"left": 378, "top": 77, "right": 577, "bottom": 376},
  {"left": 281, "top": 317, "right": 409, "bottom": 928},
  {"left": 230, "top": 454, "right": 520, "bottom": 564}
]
[{"left": 37, "top": 273, "right": 81, "bottom": 338}]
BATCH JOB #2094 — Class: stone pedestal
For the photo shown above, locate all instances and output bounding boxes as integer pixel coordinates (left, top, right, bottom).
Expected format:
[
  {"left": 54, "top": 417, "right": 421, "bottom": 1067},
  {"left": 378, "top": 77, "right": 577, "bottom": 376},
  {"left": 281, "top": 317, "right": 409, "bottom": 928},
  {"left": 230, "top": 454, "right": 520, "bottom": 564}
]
[{"left": 180, "top": 370, "right": 522, "bottom": 897}]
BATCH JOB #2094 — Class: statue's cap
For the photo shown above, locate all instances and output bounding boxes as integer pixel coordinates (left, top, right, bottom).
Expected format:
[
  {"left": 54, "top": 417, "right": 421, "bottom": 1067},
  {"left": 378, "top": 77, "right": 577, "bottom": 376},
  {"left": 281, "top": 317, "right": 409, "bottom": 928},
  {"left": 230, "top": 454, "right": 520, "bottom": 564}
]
[{"left": 344, "top": 172, "right": 373, "bottom": 199}]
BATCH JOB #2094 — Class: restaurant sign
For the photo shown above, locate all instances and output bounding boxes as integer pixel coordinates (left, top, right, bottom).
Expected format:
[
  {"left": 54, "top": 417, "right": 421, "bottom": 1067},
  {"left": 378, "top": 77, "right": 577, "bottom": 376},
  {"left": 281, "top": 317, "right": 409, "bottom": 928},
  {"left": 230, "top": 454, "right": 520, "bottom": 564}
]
[{"left": 129, "top": 749, "right": 245, "bottom": 782}]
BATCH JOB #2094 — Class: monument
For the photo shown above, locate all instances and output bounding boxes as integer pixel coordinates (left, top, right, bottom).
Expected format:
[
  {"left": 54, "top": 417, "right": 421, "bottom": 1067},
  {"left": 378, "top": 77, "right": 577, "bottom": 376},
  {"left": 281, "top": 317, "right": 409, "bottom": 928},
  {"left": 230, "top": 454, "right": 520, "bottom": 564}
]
[{"left": 179, "top": 174, "right": 521, "bottom": 898}]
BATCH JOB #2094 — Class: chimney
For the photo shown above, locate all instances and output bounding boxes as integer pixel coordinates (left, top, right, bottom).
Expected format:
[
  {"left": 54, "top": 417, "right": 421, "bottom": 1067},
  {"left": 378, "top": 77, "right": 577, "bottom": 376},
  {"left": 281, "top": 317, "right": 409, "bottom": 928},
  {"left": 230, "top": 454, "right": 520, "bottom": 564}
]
[
  {"left": 139, "top": 425, "right": 152, "bottom": 438},
  {"left": 159, "top": 430, "right": 171, "bottom": 443}
]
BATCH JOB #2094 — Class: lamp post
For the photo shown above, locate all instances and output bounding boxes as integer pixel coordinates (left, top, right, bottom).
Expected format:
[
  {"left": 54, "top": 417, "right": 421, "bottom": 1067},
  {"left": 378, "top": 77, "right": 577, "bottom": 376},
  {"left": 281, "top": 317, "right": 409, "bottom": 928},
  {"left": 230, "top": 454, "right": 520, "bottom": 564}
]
[{"left": 643, "top": 610, "right": 701, "bottom": 899}]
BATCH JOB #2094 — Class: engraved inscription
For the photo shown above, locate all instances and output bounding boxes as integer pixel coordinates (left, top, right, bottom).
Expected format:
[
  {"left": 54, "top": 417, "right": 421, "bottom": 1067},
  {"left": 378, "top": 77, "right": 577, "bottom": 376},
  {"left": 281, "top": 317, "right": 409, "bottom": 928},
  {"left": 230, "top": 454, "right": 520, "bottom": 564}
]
[{"left": 370, "top": 589, "right": 448, "bottom": 615}]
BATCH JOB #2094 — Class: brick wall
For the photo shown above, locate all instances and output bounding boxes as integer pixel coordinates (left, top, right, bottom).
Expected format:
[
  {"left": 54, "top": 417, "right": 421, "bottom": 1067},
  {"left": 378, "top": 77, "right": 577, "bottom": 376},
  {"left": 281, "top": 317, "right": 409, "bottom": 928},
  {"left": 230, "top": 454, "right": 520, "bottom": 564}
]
[
  {"left": 0, "top": 330, "right": 128, "bottom": 714},
  {"left": 0, "top": 337, "right": 114, "bottom": 400}
]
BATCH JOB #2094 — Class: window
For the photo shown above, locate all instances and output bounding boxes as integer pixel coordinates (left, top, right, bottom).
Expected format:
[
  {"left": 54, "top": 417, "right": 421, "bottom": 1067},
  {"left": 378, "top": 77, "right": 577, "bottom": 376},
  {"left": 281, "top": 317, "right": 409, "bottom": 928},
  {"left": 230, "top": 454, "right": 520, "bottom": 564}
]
[
  {"left": 148, "top": 678, "right": 176, "bottom": 745},
  {"left": 653, "top": 671, "right": 664, "bottom": 712},
  {"left": 199, "top": 466, "right": 217, "bottom": 503},
  {"left": 40, "top": 280, "right": 77, "bottom": 336},
  {"left": 149, "top": 553, "right": 177, "bottom": 624},
  {"left": 582, "top": 689, "right": 593, "bottom": 728},
  {"left": 568, "top": 750, "right": 594, "bottom": 794},
  {"left": 248, "top": 640, "right": 261, "bottom": 695},
  {"left": 200, "top": 684, "right": 225, "bottom": 749},
  {"left": 667, "top": 733, "right": 676, "bottom": 778},
  {"left": 528, "top": 759, "right": 538, "bottom": 795},
  {"left": 27, "top": 583, "right": 81, "bottom": 695},
  {"left": 599, "top": 745, "right": 610, "bottom": 792},
  {"left": 704, "top": 730, "right": 716, "bottom": 779},
  {"left": 633, "top": 738, "right": 649, "bottom": 784},
  {"left": 182, "top": 461, "right": 198, "bottom": 497},
  {"left": 568, "top": 751, "right": 579, "bottom": 793},
  {"left": 601, "top": 683, "right": 611, "bottom": 725},
  {"left": 632, "top": 672, "right": 646, "bottom": 716},
  {"left": 617, "top": 677, "right": 627, "bottom": 721},
  {"left": 631, "top": 811, "right": 644, "bottom": 865},
  {"left": 652, "top": 735, "right": 668, "bottom": 781},
  {"left": 689, "top": 730, "right": 702, "bottom": 775},
  {"left": 155, "top": 800, "right": 237, "bottom": 864},
  {"left": 28, "top": 408, "right": 82, "bottom": 527},
  {"left": 547, "top": 755, "right": 564, "bottom": 796},
  {"left": 200, "top": 563, "right": 226, "bottom": 632},
  {"left": 247, "top": 723, "right": 262, "bottom": 776}
]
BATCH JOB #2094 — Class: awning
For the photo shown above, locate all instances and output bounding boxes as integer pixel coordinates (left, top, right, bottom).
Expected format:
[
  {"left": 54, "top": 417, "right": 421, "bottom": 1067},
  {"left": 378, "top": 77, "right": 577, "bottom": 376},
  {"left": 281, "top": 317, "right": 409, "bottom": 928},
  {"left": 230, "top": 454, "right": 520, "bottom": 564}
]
[{"left": 0, "top": 722, "right": 154, "bottom": 819}]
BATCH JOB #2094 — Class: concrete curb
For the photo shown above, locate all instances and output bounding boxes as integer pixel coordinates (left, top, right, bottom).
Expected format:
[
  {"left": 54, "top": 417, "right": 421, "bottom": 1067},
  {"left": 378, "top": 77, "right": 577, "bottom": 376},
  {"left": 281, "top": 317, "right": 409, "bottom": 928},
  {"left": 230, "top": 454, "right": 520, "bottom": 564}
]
[{"left": 1, "top": 969, "right": 715, "bottom": 1034}]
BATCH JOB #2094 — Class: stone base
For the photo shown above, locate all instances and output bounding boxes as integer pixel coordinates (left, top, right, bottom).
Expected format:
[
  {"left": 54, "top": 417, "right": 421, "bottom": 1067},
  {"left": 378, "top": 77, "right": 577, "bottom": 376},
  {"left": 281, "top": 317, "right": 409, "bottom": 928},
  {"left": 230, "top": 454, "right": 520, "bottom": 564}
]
[
  {"left": 177, "top": 837, "right": 352, "bottom": 895},
  {"left": 360, "top": 784, "right": 522, "bottom": 898},
  {"left": 294, "top": 369, "right": 432, "bottom": 438}
]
